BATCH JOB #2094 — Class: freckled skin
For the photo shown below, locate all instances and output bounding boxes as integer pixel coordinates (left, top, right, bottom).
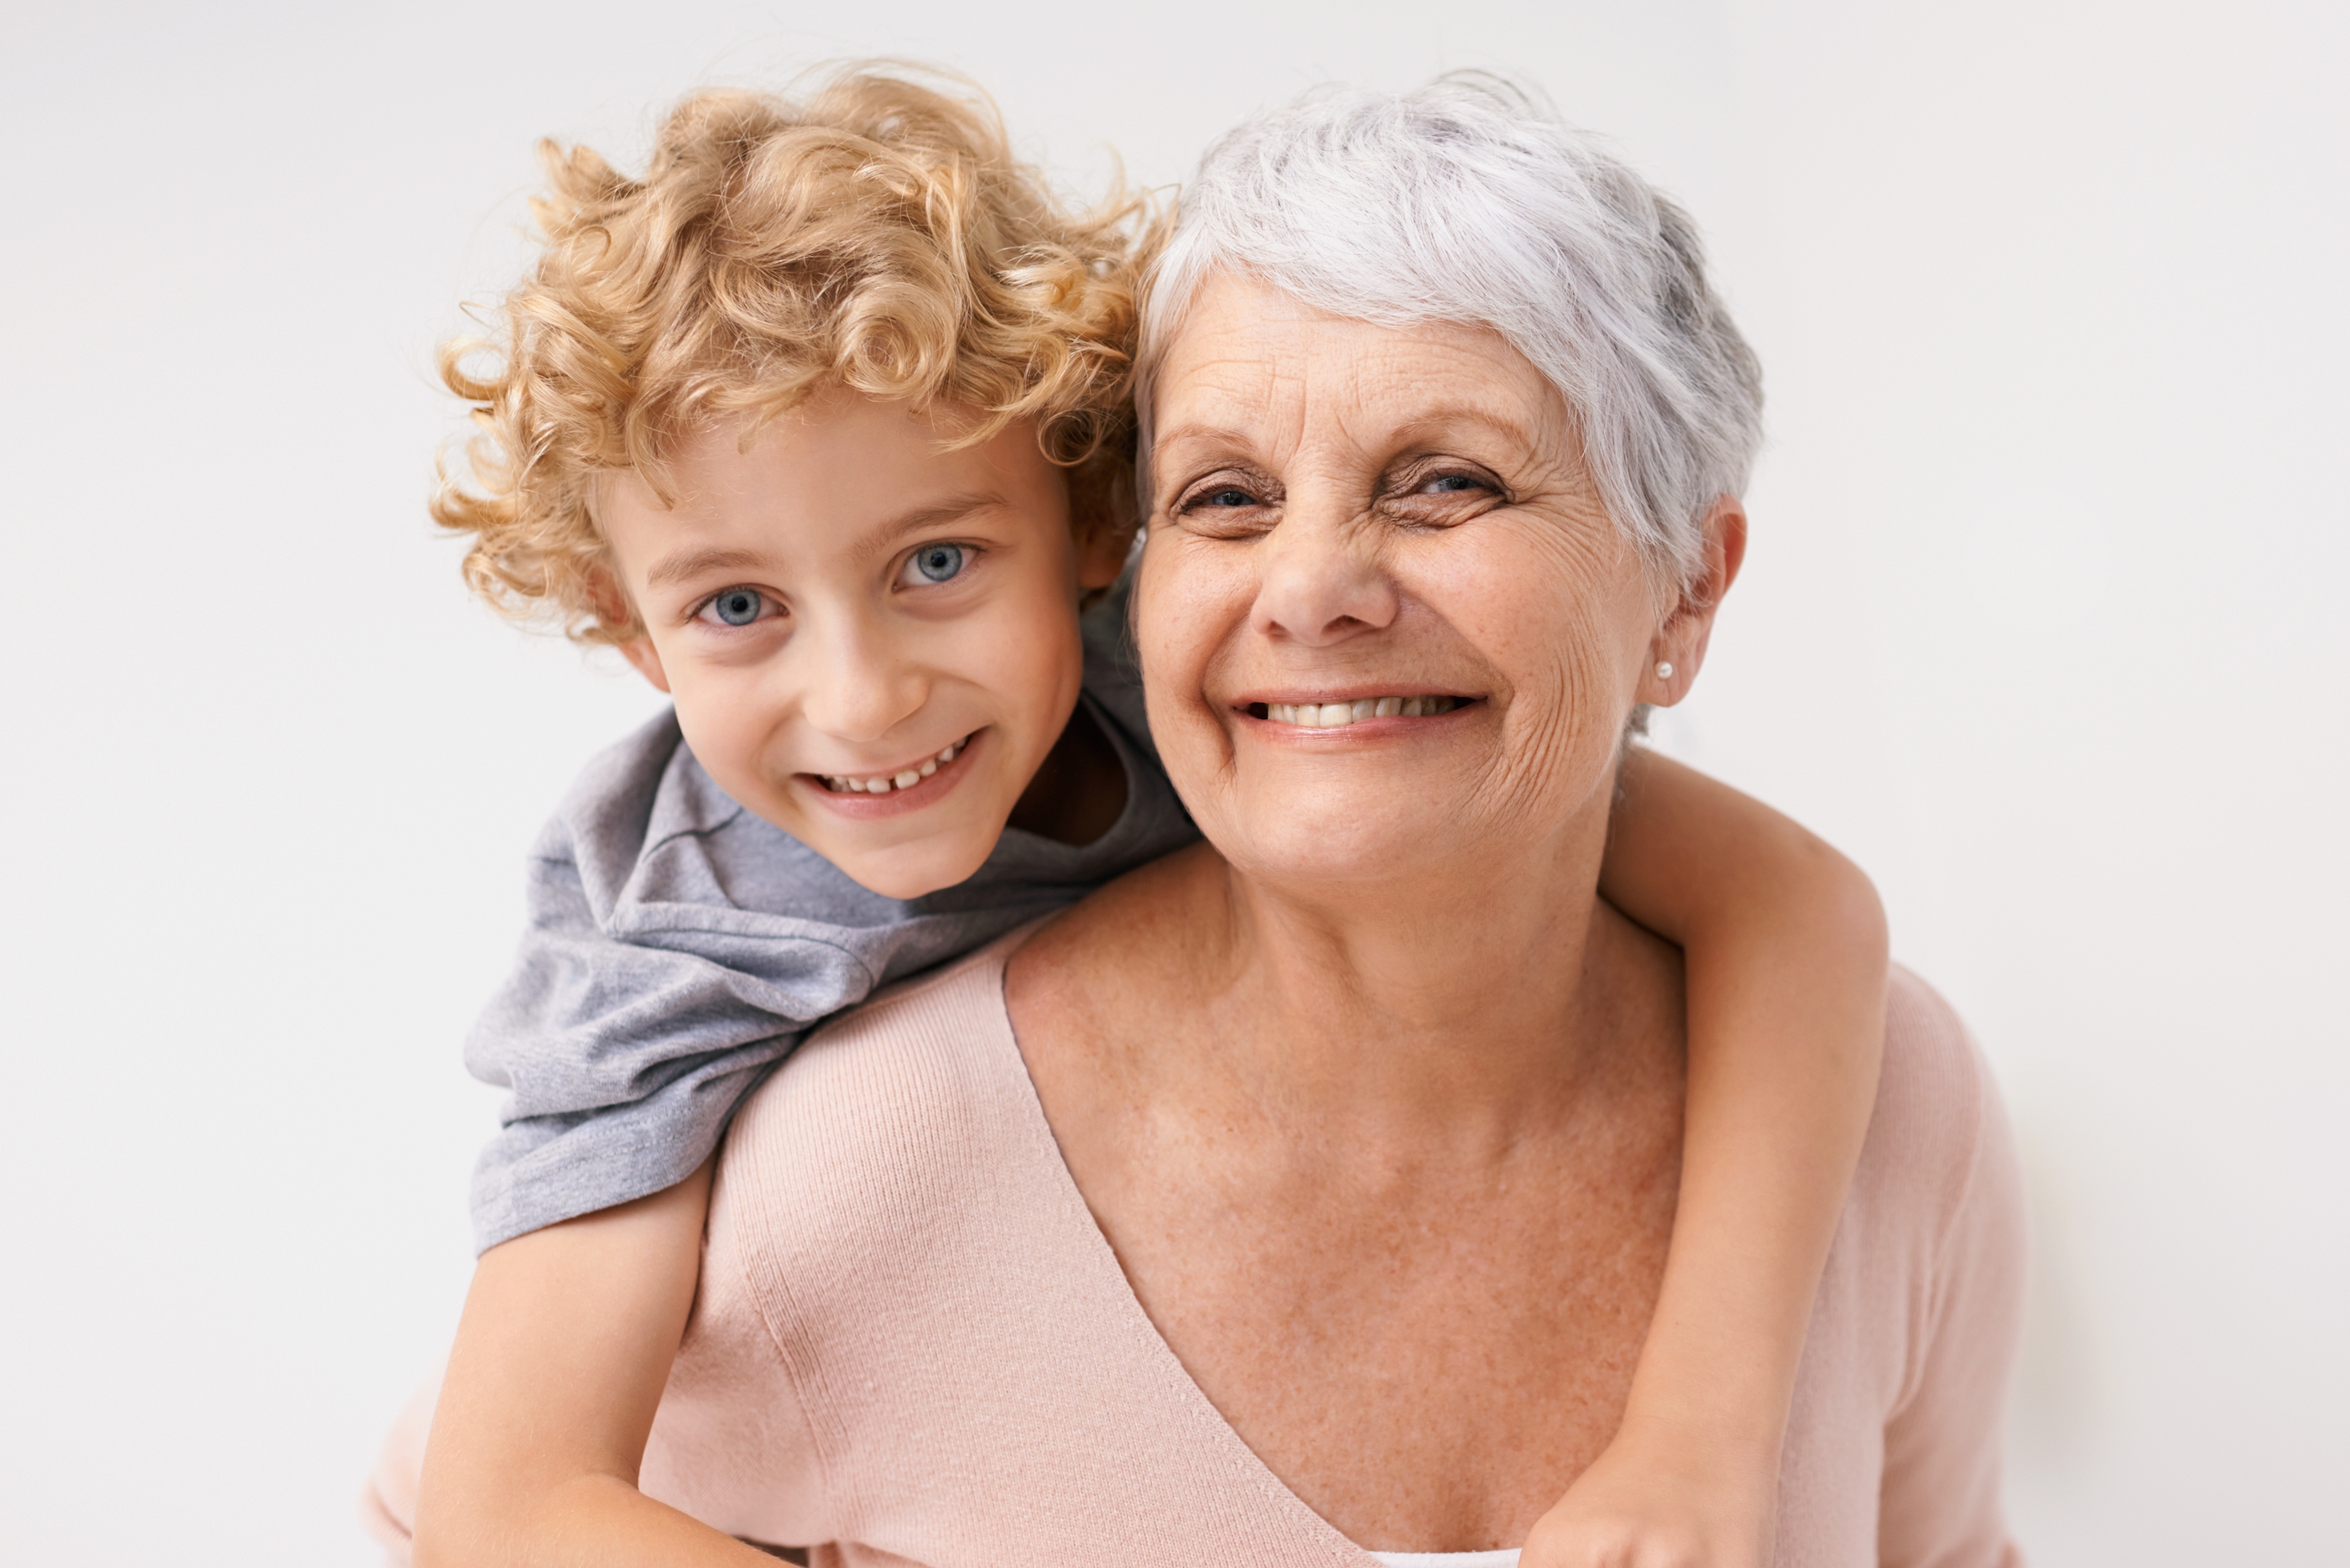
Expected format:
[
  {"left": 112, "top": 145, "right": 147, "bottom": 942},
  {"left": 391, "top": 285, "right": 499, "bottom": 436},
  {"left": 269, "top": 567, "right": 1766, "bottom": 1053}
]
[{"left": 1008, "top": 274, "right": 1700, "bottom": 1551}]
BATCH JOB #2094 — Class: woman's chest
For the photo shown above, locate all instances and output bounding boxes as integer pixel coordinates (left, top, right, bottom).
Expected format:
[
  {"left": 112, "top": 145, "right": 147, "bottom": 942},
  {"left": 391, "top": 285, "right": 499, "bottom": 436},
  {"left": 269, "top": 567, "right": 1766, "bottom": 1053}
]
[{"left": 1086, "top": 1131, "right": 1683, "bottom": 1550}]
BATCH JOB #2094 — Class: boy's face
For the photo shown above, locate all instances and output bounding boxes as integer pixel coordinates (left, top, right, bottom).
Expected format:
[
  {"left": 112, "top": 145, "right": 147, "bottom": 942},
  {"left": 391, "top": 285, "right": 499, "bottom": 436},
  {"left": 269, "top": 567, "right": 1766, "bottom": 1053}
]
[{"left": 599, "top": 398, "right": 1124, "bottom": 899}]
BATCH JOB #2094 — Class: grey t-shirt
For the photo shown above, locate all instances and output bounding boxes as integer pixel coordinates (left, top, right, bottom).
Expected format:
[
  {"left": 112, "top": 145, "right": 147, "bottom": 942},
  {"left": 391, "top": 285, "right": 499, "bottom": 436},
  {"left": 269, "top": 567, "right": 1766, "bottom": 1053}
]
[{"left": 465, "top": 589, "right": 1196, "bottom": 1252}]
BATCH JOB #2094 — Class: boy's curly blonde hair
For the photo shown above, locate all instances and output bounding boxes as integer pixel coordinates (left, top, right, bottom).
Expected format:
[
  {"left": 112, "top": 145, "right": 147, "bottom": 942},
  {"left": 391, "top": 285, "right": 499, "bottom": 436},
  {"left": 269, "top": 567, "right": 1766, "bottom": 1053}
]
[{"left": 434, "top": 65, "right": 1156, "bottom": 643}]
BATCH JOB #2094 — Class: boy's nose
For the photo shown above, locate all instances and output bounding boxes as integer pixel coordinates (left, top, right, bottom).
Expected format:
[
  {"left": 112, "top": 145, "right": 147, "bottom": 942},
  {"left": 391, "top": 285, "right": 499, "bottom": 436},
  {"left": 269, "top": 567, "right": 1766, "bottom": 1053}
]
[{"left": 795, "top": 617, "right": 928, "bottom": 745}]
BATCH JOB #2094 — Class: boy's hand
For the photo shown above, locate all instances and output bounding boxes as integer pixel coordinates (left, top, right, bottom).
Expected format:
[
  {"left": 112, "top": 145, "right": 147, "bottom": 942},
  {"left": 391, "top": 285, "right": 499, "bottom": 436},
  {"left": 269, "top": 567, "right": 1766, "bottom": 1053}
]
[{"left": 1518, "top": 1425, "right": 1774, "bottom": 1568}]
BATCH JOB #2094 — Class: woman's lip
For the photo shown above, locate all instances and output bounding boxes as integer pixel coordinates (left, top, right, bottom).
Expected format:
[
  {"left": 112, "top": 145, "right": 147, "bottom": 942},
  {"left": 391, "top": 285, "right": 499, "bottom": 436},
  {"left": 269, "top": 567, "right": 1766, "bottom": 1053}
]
[
  {"left": 1232, "top": 689, "right": 1472, "bottom": 706},
  {"left": 1237, "top": 695, "right": 1482, "bottom": 732},
  {"left": 796, "top": 730, "right": 982, "bottom": 818}
]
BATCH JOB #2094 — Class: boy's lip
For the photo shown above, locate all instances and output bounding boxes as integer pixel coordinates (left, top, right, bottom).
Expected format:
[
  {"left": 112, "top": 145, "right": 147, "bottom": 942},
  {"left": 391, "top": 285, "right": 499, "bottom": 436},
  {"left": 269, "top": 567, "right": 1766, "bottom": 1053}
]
[{"left": 795, "top": 729, "right": 982, "bottom": 819}]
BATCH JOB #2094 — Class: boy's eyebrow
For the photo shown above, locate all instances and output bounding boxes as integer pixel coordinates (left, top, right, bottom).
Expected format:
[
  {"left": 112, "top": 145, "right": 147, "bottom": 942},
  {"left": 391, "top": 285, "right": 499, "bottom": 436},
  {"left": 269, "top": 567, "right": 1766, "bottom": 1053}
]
[
  {"left": 862, "top": 491, "right": 1012, "bottom": 551},
  {"left": 641, "top": 492, "right": 1012, "bottom": 589},
  {"left": 644, "top": 546, "right": 769, "bottom": 589}
]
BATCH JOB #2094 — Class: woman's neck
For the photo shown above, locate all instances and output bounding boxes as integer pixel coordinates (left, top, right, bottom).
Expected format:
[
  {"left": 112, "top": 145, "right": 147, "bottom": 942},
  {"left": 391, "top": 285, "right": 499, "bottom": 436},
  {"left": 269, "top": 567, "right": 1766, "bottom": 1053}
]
[
  {"left": 1244, "top": 870, "right": 1608, "bottom": 1117},
  {"left": 1065, "top": 809, "right": 1654, "bottom": 1145}
]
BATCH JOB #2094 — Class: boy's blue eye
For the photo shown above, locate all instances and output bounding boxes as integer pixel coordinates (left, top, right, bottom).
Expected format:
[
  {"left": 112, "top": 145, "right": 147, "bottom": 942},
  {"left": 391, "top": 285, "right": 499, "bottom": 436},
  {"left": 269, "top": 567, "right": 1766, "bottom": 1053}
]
[
  {"left": 910, "top": 544, "right": 967, "bottom": 583},
  {"left": 708, "top": 588, "right": 764, "bottom": 626}
]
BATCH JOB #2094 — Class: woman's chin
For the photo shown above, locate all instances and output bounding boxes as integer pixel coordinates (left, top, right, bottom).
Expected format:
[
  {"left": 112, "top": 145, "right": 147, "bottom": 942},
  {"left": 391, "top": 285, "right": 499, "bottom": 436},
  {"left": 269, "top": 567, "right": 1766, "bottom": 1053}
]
[{"left": 1215, "top": 800, "right": 1472, "bottom": 890}]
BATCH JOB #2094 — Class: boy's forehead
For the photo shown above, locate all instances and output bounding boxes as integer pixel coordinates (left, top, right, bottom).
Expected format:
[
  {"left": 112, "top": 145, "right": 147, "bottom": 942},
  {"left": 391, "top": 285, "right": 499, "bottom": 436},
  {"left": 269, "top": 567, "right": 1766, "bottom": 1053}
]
[
  {"left": 602, "top": 399, "right": 1066, "bottom": 576},
  {"left": 665, "top": 397, "right": 1037, "bottom": 493}
]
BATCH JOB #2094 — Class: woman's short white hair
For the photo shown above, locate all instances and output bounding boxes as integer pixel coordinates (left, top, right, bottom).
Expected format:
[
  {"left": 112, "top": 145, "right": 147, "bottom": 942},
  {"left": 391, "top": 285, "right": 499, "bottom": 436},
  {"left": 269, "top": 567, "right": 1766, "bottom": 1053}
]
[{"left": 1138, "top": 74, "right": 1763, "bottom": 591}]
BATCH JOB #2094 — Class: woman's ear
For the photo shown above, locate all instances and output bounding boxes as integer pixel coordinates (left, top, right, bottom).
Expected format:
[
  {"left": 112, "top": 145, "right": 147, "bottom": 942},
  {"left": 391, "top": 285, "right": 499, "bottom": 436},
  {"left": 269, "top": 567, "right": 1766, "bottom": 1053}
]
[{"left": 1641, "top": 495, "right": 1748, "bottom": 706}]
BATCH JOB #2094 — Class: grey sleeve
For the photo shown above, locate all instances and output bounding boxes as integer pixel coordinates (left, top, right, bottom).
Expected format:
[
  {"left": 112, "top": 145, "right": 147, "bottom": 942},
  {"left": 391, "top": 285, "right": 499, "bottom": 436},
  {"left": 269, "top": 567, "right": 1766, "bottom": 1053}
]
[
  {"left": 463, "top": 828, "right": 826, "bottom": 1253},
  {"left": 457, "top": 650, "right": 1180, "bottom": 1253}
]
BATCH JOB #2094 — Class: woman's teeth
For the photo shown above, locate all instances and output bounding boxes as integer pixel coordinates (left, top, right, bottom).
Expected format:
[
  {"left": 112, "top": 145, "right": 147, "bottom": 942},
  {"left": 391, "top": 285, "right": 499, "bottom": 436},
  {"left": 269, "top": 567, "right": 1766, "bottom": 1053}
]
[
  {"left": 1264, "top": 695, "right": 1460, "bottom": 728},
  {"left": 821, "top": 738, "right": 962, "bottom": 794}
]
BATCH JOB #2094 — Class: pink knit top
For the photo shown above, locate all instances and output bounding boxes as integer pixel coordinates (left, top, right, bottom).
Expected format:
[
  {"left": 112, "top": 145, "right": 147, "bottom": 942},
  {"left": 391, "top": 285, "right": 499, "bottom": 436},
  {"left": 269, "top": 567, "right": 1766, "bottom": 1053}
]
[{"left": 368, "top": 933, "right": 2025, "bottom": 1566}]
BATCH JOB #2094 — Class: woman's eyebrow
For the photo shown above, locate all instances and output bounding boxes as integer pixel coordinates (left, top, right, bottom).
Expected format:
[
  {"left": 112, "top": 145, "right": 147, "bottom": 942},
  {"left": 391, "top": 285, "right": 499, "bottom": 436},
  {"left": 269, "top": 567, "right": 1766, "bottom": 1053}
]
[
  {"left": 1157, "top": 408, "right": 1541, "bottom": 458},
  {"left": 1149, "top": 421, "right": 1259, "bottom": 455},
  {"left": 1387, "top": 405, "right": 1544, "bottom": 451}
]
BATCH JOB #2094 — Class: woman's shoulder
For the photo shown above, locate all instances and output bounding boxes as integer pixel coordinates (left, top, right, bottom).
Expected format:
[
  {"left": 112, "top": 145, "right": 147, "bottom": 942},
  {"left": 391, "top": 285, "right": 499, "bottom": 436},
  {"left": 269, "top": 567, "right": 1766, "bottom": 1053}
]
[
  {"left": 1870, "top": 967, "right": 2009, "bottom": 1197},
  {"left": 1828, "top": 969, "right": 2029, "bottom": 1564},
  {"left": 743, "top": 925, "right": 1029, "bottom": 1101},
  {"left": 1008, "top": 842, "right": 1227, "bottom": 982},
  {"left": 1847, "top": 966, "right": 2026, "bottom": 1307},
  {"left": 714, "top": 930, "right": 1042, "bottom": 1238}
]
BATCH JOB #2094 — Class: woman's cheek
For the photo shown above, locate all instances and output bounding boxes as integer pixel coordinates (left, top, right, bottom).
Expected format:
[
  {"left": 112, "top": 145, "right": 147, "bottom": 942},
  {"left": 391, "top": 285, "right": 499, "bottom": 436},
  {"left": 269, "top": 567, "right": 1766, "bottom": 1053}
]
[
  {"left": 1134, "top": 537, "right": 1253, "bottom": 808},
  {"left": 1139, "top": 535, "right": 1250, "bottom": 685},
  {"left": 1451, "top": 528, "right": 1644, "bottom": 810}
]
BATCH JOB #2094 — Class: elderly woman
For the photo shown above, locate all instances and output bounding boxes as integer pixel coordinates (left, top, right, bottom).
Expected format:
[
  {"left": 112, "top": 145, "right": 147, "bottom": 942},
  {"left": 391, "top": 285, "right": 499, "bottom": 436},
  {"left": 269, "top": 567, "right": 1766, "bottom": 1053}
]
[{"left": 583, "top": 81, "right": 2028, "bottom": 1566}]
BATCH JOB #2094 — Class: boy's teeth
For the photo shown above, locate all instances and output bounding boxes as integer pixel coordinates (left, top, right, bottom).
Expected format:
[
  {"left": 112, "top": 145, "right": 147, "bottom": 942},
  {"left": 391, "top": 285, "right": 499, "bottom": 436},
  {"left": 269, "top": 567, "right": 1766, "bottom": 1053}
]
[
  {"left": 1264, "top": 695, "right": 1459, "bottom": 727},
  {"left": 823, "top": 737, "right": 967, "bottom": 794}
]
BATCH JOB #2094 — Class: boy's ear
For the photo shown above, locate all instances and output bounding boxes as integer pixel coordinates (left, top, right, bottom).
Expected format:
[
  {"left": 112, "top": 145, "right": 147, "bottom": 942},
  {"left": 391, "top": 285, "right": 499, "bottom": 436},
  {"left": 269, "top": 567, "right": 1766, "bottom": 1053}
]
[
  {"left": 1076, "top": 515, "right": 1136, "bottom": 593},
  {"left": 588, "top": 565, "right": 672, "bottom": 693},
  {"left": 1065, "top": 460, "right": 1139, "bottom": 593},
  {"left": 617, "top": 633, "right": 671, "bottom": 694}
]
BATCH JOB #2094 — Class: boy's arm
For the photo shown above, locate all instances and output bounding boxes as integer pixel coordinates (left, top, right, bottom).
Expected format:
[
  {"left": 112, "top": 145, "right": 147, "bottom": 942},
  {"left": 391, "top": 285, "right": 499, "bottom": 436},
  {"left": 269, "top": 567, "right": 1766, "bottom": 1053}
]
[
  {"left": 1527, "top": 748, "right": 1888, "bottom": 1568},
  {"left": 413, "top": 1163, "right": 779, "bottom": 1568}
]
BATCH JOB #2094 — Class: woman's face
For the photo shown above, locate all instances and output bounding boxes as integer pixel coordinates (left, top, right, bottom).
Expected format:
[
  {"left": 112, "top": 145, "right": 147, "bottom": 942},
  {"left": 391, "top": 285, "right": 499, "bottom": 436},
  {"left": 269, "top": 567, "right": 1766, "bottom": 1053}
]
[{"left": 1138, "top": 271, "right": 1712, "bottom": 890}]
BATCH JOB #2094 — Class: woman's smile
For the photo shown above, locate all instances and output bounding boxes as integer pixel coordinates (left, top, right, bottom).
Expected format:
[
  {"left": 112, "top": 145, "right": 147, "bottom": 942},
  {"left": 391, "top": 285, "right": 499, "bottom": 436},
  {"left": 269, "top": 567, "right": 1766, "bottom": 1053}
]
[{"left": 1240, "top": 694, "right": 1475, "bottom": 730}]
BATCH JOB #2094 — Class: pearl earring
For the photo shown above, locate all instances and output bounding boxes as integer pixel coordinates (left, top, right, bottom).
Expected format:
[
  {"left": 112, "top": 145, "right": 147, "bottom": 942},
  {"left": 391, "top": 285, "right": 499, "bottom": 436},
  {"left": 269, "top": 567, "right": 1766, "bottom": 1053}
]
[{"left": 1654, "top": 660, "right": 1674, "bottom": 681}]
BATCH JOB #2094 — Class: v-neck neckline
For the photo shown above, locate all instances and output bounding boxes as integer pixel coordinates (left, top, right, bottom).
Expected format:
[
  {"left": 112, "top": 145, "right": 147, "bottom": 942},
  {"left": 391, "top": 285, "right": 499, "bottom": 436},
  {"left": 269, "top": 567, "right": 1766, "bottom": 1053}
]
[{"left": 973, "top": 934, "right": 1431, "bottom": 1568}]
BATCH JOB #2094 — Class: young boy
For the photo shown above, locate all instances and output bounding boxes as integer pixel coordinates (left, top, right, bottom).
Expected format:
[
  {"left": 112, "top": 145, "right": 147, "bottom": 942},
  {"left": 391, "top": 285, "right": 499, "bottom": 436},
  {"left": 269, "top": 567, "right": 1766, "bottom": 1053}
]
[{"left": 378, "top": 68, "right": 1889, "bottom": 1568}]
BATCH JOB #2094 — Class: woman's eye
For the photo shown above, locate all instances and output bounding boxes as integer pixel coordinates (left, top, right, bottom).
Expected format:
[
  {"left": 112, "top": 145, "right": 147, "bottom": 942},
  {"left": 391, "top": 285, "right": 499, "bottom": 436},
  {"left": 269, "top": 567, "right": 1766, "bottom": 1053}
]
[
  {"left": 1422, "top": 473, "right": 1485, "bottom": 494},
  {"left": 906, "top": 543, "right": 967, "bottom": 585},
  {"left": 701, "top": 587, "right": 767, "bottom": 627},
  {"left": 1201, "top": 487, "right": 1256, "bottom": 508}
]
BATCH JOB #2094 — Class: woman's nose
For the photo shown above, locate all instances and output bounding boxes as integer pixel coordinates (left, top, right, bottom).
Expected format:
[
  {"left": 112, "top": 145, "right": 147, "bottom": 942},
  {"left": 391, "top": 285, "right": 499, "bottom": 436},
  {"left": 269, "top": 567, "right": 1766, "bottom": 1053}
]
[
  {"left": 1251, "top": 506, "right": 1399, "bottom": 647},
  {"left": 795, "top": 613, "right": 928, "bottom": 744}
]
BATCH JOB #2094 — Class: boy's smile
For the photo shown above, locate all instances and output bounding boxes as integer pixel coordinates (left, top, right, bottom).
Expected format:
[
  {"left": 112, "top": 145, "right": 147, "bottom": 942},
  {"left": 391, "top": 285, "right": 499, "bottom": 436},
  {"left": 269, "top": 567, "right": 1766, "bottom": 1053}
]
[
  {"left": 597, "top": 395, "right": 1129, "bottom": 899},
  {"left": 805, "top": 727, "right": 978, "bottom": 815}
]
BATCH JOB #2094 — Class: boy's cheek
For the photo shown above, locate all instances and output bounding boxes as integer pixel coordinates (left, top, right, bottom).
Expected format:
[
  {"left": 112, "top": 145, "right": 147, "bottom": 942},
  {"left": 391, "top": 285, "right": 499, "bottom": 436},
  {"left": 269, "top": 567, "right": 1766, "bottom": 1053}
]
[
  {"left": 664, "top": 587, "right": 1084, "bottom": 768},
  {"left": 922, "top": 591, "right": 1087, "bottom": 708}
]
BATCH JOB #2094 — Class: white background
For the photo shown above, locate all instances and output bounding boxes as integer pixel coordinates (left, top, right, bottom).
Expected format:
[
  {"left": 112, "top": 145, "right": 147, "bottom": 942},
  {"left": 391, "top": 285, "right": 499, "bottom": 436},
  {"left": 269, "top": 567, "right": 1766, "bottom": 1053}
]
[{"left": 2, "top": 2, "right": 2342, "bottom": 1562}]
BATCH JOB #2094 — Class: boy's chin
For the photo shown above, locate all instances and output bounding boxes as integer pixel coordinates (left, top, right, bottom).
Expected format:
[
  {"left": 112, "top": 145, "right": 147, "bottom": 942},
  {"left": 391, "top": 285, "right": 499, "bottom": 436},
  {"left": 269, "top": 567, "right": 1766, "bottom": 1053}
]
[{"left": 824, "top": 829, "right": 1000, "bottom": 902}]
